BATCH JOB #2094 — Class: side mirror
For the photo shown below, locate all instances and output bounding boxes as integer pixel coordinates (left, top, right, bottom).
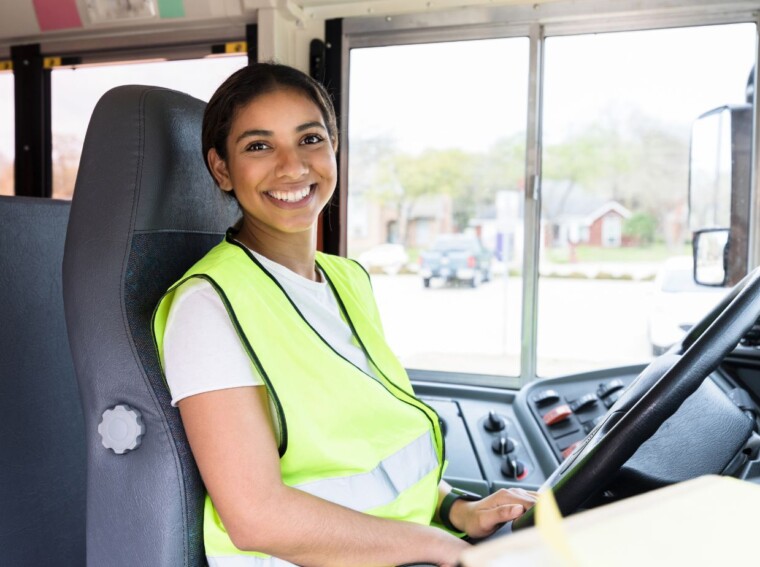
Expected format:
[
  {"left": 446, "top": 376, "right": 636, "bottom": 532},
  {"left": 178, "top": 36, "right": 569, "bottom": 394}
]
[{"left": 693, "top": 228, "right": 729, "bottom": 286}]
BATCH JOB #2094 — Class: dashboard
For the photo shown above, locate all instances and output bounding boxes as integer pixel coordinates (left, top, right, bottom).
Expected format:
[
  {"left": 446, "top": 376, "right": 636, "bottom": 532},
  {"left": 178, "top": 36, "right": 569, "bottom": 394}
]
[{"left": 415, "top": 359, "right": 760, "bottom": 498}]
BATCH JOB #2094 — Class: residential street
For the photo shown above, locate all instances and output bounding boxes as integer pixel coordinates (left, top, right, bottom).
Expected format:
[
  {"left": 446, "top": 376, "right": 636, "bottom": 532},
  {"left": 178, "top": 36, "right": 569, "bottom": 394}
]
[{"left": 370, "top": 274, "right": 654, "bottom": 378}]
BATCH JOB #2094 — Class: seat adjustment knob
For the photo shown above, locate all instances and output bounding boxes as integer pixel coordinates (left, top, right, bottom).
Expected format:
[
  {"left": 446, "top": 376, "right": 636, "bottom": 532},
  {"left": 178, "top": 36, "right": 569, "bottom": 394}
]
[{"left": 98, "top": 404, "right": 145, "bottom": 454}]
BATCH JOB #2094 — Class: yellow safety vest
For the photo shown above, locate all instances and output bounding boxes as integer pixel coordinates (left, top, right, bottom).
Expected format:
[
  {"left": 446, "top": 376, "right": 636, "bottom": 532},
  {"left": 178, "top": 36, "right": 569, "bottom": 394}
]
[{"left": 153, "top": 233, "right": 445, "bottom": 563}]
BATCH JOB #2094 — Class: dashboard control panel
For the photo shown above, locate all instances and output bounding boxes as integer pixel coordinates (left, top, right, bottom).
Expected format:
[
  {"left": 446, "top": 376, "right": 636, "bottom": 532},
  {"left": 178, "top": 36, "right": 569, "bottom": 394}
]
[
  {"left": 416, "top": 363, "right": 760, "bottom": 506},
  {"left": 422, "top": 396, "right": 543, "bottom": 493},
  {"left": 523, "top": 376, "right": 634, "bottom": 462},
  {"left": 423, "top": 398, "right": 489, "bottom": 495}
]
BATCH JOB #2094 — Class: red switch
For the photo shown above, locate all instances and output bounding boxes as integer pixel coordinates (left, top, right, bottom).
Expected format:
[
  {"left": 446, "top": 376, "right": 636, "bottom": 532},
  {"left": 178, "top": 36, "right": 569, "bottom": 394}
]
[
  {"left": 543, "top": 404, "right": 572, "bottom": 426},
  {"left": 562, "top": 441, "right": 581, "bottom": 459}
]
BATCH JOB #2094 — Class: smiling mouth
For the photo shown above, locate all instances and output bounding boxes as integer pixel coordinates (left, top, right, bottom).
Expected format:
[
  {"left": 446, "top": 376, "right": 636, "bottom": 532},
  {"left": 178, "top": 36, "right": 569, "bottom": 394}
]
[{"left": 266, "top": 184, "right": 315, "bottom": 203}]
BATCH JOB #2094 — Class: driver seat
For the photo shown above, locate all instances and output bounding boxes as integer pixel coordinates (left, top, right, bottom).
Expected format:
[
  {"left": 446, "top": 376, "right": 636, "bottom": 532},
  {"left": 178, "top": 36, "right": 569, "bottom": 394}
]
[{"left": 63, "top": 85, "right": 240, "bottom": 566}]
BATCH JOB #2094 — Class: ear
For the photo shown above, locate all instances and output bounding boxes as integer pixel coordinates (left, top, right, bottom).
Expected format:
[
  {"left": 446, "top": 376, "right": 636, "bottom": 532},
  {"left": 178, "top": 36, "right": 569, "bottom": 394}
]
[
  {"left": 332, "top": 136, "right": 339, "bottom": 153},
  {"left": 207, "top": 148, "right": 233, "bottom": 191}
]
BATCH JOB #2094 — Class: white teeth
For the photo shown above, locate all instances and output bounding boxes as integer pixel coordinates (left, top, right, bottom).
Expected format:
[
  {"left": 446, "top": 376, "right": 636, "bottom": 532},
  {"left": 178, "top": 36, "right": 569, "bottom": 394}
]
[{"left": 268, "top": 186, "right": 312, "bottom": 202}]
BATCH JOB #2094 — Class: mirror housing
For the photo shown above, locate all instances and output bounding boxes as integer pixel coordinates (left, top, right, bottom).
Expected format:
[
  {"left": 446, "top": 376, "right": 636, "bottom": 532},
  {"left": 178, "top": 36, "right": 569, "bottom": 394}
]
[
  {"left": 688, "top": 105, "right": 751, "bottom": 286},
  {"left": 693, "top": 228, "right": 729, "bottom": 286}
]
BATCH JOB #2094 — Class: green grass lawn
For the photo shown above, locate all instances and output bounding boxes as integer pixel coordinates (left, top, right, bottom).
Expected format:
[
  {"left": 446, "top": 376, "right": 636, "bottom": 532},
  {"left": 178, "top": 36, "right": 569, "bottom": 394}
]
[{"left": 544, "top": 244, "right": 691, "bottom": 264}]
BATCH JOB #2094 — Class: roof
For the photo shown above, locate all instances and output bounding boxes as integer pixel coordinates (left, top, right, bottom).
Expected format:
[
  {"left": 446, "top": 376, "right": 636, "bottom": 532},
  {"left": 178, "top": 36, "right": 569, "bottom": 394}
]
[{"left": 541, "top": 180, "right": 631, "bottom": 223}]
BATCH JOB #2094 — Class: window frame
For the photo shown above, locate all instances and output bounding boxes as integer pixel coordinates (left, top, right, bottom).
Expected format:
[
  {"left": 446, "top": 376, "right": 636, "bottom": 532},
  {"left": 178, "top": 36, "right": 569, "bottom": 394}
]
[{"left": 7, "top": 27, "right": 254, "bottom": 199}]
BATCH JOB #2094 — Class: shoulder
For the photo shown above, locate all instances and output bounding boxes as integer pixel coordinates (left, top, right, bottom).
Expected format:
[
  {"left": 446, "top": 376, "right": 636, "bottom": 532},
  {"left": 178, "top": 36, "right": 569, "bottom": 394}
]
[
  {"left": 181, "top": 238, "right": 248, "bottom": 279},
  {"left": 166, "top": 278, "right": 227, "bottom": 327}
]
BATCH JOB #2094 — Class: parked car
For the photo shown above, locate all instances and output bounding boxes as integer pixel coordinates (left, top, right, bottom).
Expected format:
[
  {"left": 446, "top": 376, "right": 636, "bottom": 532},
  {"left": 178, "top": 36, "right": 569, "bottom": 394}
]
[
  {"left": 356, "top": 243, "right": 408, "bottom": 275},
  {"left": 419, "top": 234, "right": 492, "bottom": 288},
  {"left": 648, "top": 256, "right": 729, "bottom": 355}
]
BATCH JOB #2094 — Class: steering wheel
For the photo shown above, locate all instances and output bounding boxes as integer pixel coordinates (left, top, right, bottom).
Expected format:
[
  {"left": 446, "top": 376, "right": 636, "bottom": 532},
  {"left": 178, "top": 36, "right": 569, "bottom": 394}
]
[{"left": 513, "top": 266, "right": 760, "bottom": 529}]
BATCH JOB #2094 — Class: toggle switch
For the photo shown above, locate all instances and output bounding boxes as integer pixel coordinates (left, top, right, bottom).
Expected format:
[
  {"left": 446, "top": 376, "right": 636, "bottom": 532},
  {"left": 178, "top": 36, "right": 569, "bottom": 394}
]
[
  {"left": 532, "top": 389, "right": 560, "bottom": 407},
  {"left": 543, "top": 404, "right": 572, "bottom": 426},
  {"left": 597, "top": 379, "right": 625, "bottom": 399},
  {"left": 569, "top": 393, "right": 598, "bottom": 413}
]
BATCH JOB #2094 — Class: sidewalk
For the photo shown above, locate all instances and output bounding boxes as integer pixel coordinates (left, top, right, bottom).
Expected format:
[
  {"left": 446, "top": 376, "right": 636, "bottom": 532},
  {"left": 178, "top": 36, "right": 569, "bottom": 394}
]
[{"left": 539, "top": 261, "right": 661, "bottom": 281}]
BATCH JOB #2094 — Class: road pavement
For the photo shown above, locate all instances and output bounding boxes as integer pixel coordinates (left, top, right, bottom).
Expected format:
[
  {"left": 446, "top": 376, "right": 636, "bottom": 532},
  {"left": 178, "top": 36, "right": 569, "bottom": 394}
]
[{"left": 370, "top": 273, "right": 654, "bottom": 379}]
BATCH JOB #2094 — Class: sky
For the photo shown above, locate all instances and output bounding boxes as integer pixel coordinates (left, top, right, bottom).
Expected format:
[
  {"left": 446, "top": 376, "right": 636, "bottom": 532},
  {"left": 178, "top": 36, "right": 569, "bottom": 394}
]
[
  {"left": 348, "top": 23, "right": 756, "bottom": 153},
  {"left": 0, "top": 22, "right": 756, "bottom": 161}
]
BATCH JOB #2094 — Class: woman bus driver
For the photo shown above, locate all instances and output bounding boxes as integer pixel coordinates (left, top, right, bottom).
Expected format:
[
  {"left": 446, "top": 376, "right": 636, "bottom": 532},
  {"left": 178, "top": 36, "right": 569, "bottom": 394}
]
[{"left": 152, "top": 63, "right": 536, "bottom": 567}]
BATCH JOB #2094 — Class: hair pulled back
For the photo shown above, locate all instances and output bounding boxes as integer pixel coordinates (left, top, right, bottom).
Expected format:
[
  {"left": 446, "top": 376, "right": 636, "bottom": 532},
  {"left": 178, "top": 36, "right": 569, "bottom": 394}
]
[{"left": 202, "top": 62, "right": 338, "bottom": 181}]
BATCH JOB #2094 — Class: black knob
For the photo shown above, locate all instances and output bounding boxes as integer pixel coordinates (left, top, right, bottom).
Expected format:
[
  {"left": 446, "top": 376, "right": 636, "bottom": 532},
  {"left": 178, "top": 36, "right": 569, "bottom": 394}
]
[
  {"left": 491, "top": 436, "right": 516, "bottom": 455},
  {"left": 438, "top": 416, "right": 448, "bottom": 437},
  {"left": 501, "top": 456, "right": 526, "bottom": 479},
  {"left": 484, "top": 411, "right": 506, "bottom": 432}
]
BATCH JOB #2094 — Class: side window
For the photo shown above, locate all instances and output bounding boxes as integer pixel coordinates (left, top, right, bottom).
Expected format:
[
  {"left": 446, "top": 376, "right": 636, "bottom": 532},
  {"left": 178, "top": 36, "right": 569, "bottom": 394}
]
[
  {"left": 51, "top": 55, "right": 247, "bottom": 199},
  {"left": 538, "top": 24, "right": 755, "bottom": 376},
  {"left": 0, "top": 69, "right": 13, "bottom": 196},
  {"left": 347, "top": 39, "right": 529, "bottom": 377}
]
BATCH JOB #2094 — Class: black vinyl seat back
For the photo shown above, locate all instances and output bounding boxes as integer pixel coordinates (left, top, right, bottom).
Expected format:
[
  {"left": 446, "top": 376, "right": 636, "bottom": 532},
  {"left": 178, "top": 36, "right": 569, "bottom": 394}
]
[
  {"left": 0, "top": 195, "right": 85, "bottom": 567},
  {"left": 63, "top": 86, "right": 240, "bottom": 566}
]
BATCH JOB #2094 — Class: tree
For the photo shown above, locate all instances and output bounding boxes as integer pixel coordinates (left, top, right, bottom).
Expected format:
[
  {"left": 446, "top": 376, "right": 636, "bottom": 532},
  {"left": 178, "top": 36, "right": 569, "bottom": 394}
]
[
  {"left": 623, "top": 211, "right": 657, "bottom": 245},
  {"left": 543, "top": 123, "right": 632, "bottom": 195},
  {"left": 394, "top": 148, "right": 477, "bottom": 232},
  {"left": 542, "top": 106, "right": 689, "bottom": 246}
]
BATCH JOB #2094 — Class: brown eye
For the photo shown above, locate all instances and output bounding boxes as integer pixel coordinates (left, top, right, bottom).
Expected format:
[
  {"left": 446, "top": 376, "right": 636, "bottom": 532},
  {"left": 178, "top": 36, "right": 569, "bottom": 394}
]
[
  {"left": 301, "top": 134, "right": 324, "bottom": 145},
  {"left": 246, "top": 141, "right": 269, "bottom": 152}
]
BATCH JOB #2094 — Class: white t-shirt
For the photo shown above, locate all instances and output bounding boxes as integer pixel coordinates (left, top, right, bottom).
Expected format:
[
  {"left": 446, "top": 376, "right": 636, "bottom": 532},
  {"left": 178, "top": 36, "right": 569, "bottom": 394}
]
[{"left": 162, "top": 248, "right": 377, "bottom": 442}]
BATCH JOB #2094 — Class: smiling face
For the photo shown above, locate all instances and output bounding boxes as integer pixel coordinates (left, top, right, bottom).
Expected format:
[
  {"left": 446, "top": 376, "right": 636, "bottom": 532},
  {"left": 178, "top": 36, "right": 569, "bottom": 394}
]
[{"left": 208, "top": 88, "right": 337, "bottom": 243}]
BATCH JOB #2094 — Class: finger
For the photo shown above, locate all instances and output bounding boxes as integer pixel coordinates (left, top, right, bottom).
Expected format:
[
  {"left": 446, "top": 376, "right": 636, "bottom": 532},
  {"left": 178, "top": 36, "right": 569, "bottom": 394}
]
[
  {"left": 471, "top": 504, "right": 526, "bottom": 538},
  {"left": 508, "top": 487, "right": 540, "bottom": 501},
  {"left": 513, "top": 488, "right": 540, "bottom": 505},
  {"left": 489, "top": 488, "right": 537, "bottom": 507},
  {"left": 499, "top": 503, "right": 527, "bottom": 521}
]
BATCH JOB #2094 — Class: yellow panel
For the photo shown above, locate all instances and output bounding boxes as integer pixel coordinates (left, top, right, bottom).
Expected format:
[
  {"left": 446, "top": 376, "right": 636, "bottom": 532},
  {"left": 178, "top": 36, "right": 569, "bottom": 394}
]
[
  {"left": 225, "top": 42, "right": 247, "bottom": 54},
  {"left": 43, "top": 56, "right": 62, "bottom": 69}
]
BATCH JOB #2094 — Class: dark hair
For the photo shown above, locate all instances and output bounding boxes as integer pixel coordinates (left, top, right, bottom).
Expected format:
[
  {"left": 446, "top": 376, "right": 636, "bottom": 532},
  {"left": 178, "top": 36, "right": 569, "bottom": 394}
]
[{"left": 202, "top": 62, "right": 338, "bottom": 183}]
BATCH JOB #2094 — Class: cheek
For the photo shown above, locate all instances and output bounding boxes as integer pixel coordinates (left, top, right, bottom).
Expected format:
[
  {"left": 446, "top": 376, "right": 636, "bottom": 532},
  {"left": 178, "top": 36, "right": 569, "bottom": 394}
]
[
  {"left": 314, "top": 152, "right": 338, "bottom": 180},
  {"left": 232, "top": 158, "right": 270, "bottom": 183}
]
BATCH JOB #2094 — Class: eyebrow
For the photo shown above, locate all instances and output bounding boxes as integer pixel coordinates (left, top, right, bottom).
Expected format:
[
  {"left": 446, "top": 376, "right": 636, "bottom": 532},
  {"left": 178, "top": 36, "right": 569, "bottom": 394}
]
[{"left": 235, "top": 121, "right": 327, "bottom": 144}]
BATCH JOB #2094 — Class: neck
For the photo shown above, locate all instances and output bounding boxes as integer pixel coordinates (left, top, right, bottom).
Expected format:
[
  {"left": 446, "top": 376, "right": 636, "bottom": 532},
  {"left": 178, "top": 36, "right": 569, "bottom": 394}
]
[{"left": 235, "top": 220, "right": 319, "bottom": 281}]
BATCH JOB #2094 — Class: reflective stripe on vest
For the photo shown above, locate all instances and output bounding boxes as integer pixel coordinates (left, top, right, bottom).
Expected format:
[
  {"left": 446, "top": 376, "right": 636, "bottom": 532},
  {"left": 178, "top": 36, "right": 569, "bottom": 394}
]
[
  {"left": 295, "top": 430, "right": 436, "bottom": 512},
  {"left": 206, "top": 433, "right": 435, "bottom": 566},
  {"left": 208, "top": 555, "right": 295, "bottom": 566}
]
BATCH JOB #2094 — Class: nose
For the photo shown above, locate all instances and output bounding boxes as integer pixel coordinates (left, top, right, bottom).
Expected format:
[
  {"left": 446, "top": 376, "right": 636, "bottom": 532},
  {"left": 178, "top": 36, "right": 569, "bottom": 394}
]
[{"left": 275, "top": 146, "right": 308, "bottom": 179}]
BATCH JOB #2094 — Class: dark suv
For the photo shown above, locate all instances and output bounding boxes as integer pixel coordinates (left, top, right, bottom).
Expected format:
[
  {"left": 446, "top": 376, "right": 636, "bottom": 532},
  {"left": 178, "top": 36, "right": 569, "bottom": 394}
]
[{"left": 419, "top": 234, "right": 492, "bottom": 288}]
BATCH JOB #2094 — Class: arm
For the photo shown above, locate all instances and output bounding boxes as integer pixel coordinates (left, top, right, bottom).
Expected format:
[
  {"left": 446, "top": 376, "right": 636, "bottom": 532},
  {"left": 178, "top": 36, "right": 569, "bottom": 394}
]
[{"left": 179, "top": 385, "right": 469, "bottom": 567}]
